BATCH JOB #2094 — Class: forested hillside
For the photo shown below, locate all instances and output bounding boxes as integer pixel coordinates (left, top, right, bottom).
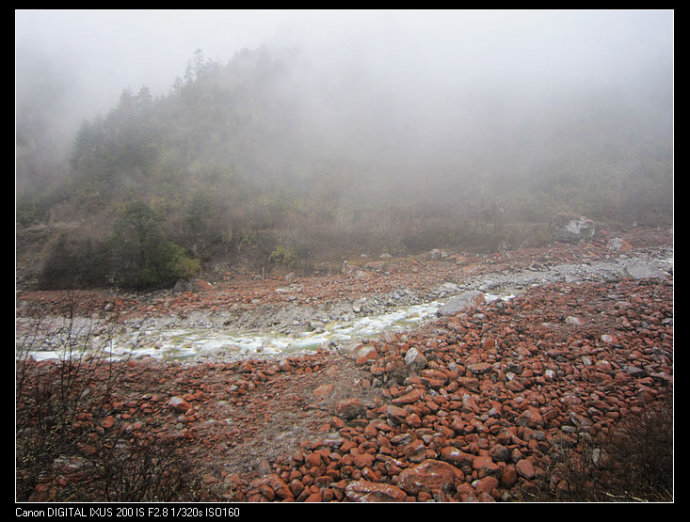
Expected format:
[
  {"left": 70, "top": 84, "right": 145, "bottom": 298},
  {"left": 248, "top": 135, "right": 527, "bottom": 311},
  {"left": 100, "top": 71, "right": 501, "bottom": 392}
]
[{"left": 16, "top": 46, "right": 673, "bottom": 290}]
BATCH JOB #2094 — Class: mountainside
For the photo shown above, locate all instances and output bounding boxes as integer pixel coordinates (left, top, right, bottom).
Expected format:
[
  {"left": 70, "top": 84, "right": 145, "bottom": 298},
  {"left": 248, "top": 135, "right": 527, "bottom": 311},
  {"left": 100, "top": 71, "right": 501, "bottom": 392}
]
[{"left": 16, "top": 46, "right": 673, "bottom": 290}]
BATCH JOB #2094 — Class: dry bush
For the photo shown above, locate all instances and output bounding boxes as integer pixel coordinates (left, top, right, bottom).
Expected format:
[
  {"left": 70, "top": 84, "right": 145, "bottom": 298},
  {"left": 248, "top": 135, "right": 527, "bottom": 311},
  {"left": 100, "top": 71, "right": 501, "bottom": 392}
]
[
  {"left": 15, "top": 303, "right": 216, "bottom": 502},
  {"left": 523, "top": 397, "right": 673, "bottom": 502}
]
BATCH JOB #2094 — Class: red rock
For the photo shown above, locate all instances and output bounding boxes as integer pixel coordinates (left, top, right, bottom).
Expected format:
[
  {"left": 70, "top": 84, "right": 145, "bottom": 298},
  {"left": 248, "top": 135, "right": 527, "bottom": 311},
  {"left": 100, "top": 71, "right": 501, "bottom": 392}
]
[
  {"left": 516, "top": 458, "right": 536, "bottom": 480},
  {"left": 313, "top": 383, "right": 334, "bottom": 398},
  {"left": 335, "top": 398, "right": 365, "bottom": 420},
  {"left": 355, "top": 347, "right": 379, "bottom": 365},
  {"left": 267, "top": 475, "right": 294, "bottom": 501},
  {"left": 420, "top": 368, "right": 448, "bottom": 385},
  {"left": 517, "top": 407, "right": 544, "bottom": 428},
  {"left": 449, "top": 416, "right": 466, "bottom": 433},
  {"left": 481, "top": 336, "right": 497, "bottom": 350},
  {"left": 488, "top": 444, "right": 511, "bottom": 462},
  {"left": 405, "top": 413, "right": 422, "bottom": 428},
  {"left": 402, "top": 439, "right": 428, "bottom": 462},
  {"left": 472, "top": 454, "right": 500, "bottom": 477},
  {"left": 100, "top": 415, "right": 115, "bottom": 429},
  {"left": 500, "top": 464, "right": 519, "bottom": 487},
  {"left": 467, "top": 362, "right": 492, "bottom": 375},
  {"left": 345, "top": 480, "right": 408, "bottom": 502},
  {"left": 304, "top": 491, "right": 322, "bottom": 502},
  {"left": 305, "top": 452, "right": 323, "bottom": 468},
  {"left": 289, "top": 479, "right": 305, "bottom": 497},
  {"left": 506, "top": 379, "right": 525, "bottom": 392},
  {"left": 398, "top": 459, "right": 463, "bottom": 495},
  {"left": 386, "top": 404, "right": 408, "bottom": 424},
  {"left": 353, "top": 453, "right": 375, "bottom": 469},
  {"left": 439, "top": 447, "right": 474, "bottom": 472},
  {"left": 456, "top": 377, "right": 480, "bottom": 392},
  {"left": 392, "top": 388, "right": 425, "bottom": 405},
  {"left": 191, "top": 279, "right": 213, "bottom": 292},
  {"left": 167, "top": 396, "right": 192, "bottom": 412},
  {"left": 473, "top": 475, "right": 499, "bottom": 495}
]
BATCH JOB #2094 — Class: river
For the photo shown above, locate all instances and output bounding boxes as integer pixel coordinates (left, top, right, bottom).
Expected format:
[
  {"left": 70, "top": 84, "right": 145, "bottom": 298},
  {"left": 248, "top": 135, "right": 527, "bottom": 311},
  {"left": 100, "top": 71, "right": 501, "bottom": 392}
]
[{"left": 18, "top": 249, "right": 672, "bottom": 364}]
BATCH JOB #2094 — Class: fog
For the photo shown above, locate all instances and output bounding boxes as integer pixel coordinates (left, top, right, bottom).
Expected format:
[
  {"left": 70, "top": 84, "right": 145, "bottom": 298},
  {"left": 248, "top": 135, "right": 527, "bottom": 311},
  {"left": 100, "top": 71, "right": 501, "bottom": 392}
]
[{"left": 16, "top": 9, "right": 673, "bottom": 202}]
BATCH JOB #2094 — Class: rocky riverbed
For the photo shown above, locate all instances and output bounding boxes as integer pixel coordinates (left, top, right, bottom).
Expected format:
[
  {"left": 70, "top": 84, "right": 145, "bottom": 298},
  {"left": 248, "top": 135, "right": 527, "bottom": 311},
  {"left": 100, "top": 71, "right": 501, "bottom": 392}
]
[{"left": 16, "top": 226, "right": 673, "bottom": 502}]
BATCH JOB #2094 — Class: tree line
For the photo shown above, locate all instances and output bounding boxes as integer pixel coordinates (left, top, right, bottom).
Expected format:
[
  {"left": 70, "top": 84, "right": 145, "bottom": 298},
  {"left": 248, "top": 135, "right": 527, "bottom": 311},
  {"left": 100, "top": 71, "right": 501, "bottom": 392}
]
[{"left": 17, "top": 47, "right": 673, "bottom": 290}]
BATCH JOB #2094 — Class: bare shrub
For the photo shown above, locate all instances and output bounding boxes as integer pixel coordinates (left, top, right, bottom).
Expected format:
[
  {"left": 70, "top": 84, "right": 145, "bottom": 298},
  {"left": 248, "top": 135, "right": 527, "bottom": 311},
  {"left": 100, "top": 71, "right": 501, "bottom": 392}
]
[{"left": 523, "top": 397, "right": 673, "bottom": 502}]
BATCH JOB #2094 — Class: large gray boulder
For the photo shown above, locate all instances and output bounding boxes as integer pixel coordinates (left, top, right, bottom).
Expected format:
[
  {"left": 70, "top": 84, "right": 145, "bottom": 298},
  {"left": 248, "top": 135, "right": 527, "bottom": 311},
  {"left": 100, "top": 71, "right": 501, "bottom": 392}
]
[
  {"left": 549, "top": 214, "right": 596, "bottom": 242},
  {"left": 437, "top": 290, "right": 484, "bottom": 316}
]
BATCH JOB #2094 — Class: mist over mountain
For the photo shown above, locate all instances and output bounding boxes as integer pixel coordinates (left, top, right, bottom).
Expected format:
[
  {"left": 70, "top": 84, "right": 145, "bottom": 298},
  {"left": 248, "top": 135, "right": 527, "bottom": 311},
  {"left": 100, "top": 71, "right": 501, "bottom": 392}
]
[{"left": 15, "top": 10, "right": 673, "bottom": 290}]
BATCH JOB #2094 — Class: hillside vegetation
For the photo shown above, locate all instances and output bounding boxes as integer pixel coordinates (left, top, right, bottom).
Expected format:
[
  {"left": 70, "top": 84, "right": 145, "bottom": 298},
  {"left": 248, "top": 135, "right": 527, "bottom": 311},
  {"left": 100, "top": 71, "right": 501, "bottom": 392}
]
[{"left": 16, "top": 47, "right": 673, "bottom": 290}]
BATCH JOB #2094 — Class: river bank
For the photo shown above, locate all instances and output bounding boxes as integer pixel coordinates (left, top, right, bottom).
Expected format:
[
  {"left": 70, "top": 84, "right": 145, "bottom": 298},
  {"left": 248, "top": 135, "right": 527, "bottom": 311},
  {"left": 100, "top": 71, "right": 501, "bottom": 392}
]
[{"left": 17, "top": 226, "right": 673, "bottom": 364}]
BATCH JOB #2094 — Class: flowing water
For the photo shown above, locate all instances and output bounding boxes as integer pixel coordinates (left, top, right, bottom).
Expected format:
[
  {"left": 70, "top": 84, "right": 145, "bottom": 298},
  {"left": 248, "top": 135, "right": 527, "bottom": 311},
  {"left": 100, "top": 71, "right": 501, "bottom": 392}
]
[{"left": 19, "top": 249, "right": 672, "bottom": 364}]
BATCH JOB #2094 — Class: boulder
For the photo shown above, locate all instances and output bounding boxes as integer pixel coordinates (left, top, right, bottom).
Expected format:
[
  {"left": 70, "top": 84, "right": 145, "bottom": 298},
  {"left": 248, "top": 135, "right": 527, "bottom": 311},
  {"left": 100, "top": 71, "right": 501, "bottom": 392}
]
[
  {"left": 606, "top": 237, "right": 632, "bottom": 251},
  {"left": 437, "top": 290, "right": 484, "bottom": 316},
  {"left": 549, "top": 214, "right": 595, "bottom": 242},
  {"left": 404, "top": 347, "right": 427, "bottom": 372},
  {"left": 345, "top": 480, "right": 408, "bottom": 502},
  {"left": 398, "top": 459, "right": 463, "bottom": 495},
  {"left": 624, "top": 262, "right": 668, "bottom": 280},
  {"left": 167, "top": 396, "right": 192, "bottom": 412},
  {"left": 335, "top": 398, "right": 366, "bottom": 420}
]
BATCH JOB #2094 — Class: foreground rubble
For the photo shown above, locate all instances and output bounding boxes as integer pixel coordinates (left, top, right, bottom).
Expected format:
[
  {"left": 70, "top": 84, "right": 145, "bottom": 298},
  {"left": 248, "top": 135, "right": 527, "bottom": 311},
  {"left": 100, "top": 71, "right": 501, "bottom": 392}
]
[
  {"left": 16, "top": 227, "right": 673, "bottom": 502},
  {"left": 241, "top": 277, "right": 673, "bottom": 502}
]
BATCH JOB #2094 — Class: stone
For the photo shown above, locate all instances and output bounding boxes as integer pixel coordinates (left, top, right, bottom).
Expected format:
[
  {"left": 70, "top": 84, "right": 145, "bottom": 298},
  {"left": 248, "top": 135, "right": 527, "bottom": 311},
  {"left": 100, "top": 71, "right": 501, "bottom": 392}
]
[
  {"left": 500, "top": 464, "right": 519, "bottom": 488},
  {"left": 488, "top": 444, "right": 511, "bottom": 463},
  {"left": 517, "top": 407, "right": 544, "bottom": 428},
  {"left": 624, "top": 262, "right": 667, "bottom": 280},
  {"left": 191, "top": 278, "right": 213, "bottom": 293},
  {"left": 420, "top": 368, "right": 448, "bottom": 385},
  {"left": 467, "top": 362, "right": 492, "bottom": 375},
  {"left": 549, "top": 214, "right": 595, "bottom": 242},
  {"left": 345, "top": 480, "right": 408, "bottom": 502},
  {"left": 313, "top": 383, "right": 334, "bottom": 399},
  {"left": 472, "top": 476, "right": 499, "bottom": 495},
  {"left": 256, "top": 475, "right": 294, "bottom": 501},
  {"left": 565, "top": 315, "right": 584, "bottom": 326},
  {"left": 386, "top": 404, "right": 409, "bottom": 425},
  {"left": 404, "top": 347, "right": 427, "bottom": 372},
  {"left": 391, "top": 388, "right": 425, "bottom": 406},
  {"left": 167, "top": 396, "right": 192, "bottom": 412},
  {"left": 353, "top": 453, "right": 375, "bottom": 469},
  {"left": 335, "top": 398, "right": 365, "bottom": 420},
  {"left": 397, "top": 459, "right": 463, "bottom": 495},
  {"left": 353, "top": 345, "right": 378, "bottom": 364},
  {"left": 472, "top": 454, "right": 500, "bottom": 477},
  {"left": 516, "top": 458, "right": 536, "bottom": 480},
  {"left": 404, "top": 413, "right": 422, "bottom": 428},
  {"left": 439, "top": 447, "right": 474, "bottom": 472},
  {"left": 437, "top": 291, "right": 484, "bottom": 316},
  {"left": 607, "top": 237, "right": 632, "bottom": 251},
  {"left": 402, "top": 440, "right": 428, "bottom": 462}
]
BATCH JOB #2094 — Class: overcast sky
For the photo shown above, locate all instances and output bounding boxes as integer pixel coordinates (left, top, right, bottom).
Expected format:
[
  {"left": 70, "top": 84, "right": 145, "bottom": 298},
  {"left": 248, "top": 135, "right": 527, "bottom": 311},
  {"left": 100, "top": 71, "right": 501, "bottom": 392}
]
[{"left": 15, "top": 9, "right": 673, "bottom": 147}]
